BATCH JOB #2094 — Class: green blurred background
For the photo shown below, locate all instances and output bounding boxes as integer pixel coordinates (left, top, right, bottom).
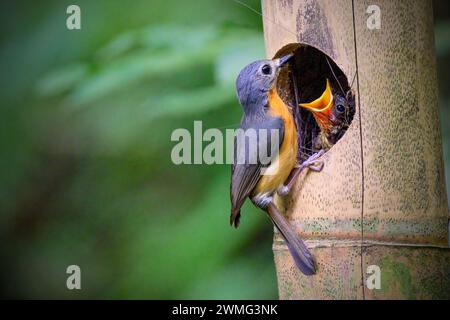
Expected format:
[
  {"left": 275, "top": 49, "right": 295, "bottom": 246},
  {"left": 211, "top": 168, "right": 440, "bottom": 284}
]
[{"left": 0, "top": 0, "right": 449, "bottom": 299}]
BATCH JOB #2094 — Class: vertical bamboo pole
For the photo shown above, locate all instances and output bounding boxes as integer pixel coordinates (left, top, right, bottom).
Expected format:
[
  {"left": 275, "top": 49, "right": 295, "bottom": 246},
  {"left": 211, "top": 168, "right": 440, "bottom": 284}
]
[{"left": 262, "top": 0, "right": 450, "bottom": 299}]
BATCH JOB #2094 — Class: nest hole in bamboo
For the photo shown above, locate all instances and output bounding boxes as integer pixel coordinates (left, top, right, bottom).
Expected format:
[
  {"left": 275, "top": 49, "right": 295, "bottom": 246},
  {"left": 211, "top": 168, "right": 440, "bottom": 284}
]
[{"left": 274, "top": 43, "right": 356, "bottom": 163}]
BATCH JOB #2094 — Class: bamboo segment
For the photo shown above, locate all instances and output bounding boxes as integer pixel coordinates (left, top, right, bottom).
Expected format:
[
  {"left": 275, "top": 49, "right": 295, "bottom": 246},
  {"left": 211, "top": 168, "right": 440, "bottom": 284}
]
[
  {"left": 262, "top": 0, "right": 450, "bottom": 299},
  {"left": 354, "top": 0, "right": 448, "bottom": 244}
]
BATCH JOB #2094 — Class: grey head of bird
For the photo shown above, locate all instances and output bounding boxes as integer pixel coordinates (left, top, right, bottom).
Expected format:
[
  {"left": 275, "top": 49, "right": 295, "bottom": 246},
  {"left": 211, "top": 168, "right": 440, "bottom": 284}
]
[
  {"left": 235, "top": 53, "right": 293, "bottom": 112},
  {"left": 326, "top": 89, "right": 356, "bottom": 145},
  {"left": 331, "top": 90, "right": 355, "bottom": 128}
]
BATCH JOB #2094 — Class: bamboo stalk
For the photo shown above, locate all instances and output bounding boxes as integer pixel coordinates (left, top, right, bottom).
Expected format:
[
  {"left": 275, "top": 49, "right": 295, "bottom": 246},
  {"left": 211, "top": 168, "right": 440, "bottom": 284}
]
[{"left": 262, "top": 0, "right": 450, "bottom": 299}]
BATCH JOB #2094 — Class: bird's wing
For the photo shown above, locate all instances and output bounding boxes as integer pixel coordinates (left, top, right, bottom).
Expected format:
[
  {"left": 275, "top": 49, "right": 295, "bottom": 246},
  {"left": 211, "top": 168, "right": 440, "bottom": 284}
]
[{"left": 230, "top": 116, "right": 284, "bottom": 227}]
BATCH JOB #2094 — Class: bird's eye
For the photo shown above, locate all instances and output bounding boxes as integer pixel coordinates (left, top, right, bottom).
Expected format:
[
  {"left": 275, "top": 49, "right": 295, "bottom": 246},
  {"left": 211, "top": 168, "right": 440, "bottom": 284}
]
[
  {"left": 261, "top": 64, "right": 271, "bottom": 75},
  {"left": 336, "top": 104, "right": 346, "bottom": 113}
]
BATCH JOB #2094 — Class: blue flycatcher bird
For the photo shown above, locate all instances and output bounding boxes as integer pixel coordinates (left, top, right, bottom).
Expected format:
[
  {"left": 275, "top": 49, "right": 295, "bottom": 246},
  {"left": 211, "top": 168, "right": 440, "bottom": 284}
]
[{"left": 230, "top": 53, "right": 319, "bottom": 276}]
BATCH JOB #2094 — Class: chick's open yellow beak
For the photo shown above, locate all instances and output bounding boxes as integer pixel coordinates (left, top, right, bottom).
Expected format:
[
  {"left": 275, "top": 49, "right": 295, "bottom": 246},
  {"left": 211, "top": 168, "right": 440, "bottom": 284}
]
[{"left": 299, "top": 79, "right": 334, "bottom": 132}]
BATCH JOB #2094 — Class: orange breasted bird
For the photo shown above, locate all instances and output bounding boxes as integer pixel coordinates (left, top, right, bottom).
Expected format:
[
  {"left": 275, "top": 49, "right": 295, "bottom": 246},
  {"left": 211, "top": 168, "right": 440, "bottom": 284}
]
[
  {"left": 230, "top": 53, "right": 316, "bottom": 276},
  {"left": 299, "top": 79, "right": 355, "bottom": 150}
]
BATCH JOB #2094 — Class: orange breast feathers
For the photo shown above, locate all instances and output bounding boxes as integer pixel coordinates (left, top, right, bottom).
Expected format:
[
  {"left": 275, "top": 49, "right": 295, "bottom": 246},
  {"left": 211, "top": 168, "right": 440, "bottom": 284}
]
[{"left": 253, "top": 88, "right": 298, "bottom": 195}]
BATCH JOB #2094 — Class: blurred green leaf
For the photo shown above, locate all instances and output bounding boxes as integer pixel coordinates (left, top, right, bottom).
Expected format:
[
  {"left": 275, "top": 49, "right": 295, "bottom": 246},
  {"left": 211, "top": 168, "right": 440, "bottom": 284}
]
[{"left": 35, "top": 63, "right": 89, "bottom": 97}]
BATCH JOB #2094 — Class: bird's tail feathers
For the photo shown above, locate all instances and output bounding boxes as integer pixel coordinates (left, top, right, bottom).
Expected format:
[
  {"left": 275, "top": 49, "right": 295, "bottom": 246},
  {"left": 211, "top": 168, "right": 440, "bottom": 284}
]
[{"left": 267, "top": 202, "right": 316, "bottom": 275}]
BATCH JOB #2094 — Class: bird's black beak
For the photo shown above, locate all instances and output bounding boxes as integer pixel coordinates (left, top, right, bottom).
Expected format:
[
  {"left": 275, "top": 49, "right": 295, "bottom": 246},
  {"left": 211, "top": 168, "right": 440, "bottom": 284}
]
[{"left": 277, "top": 53, "right": 294, "bottom": 67}]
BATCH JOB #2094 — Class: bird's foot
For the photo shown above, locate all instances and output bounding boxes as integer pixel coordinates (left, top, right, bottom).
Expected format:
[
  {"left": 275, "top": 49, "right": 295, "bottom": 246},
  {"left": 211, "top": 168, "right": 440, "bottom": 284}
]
[
  {"left": 300, "top": 150, "right": 325, "bottom": 172},
  {"left": 252, "top": 193, "right": 273, "bottom": 210},
  {"left": 277, "top": 185, "right": 290, "bottom": 197},
  {"left": 277, "top": 150, "right": 325, "bottom": 196}
]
